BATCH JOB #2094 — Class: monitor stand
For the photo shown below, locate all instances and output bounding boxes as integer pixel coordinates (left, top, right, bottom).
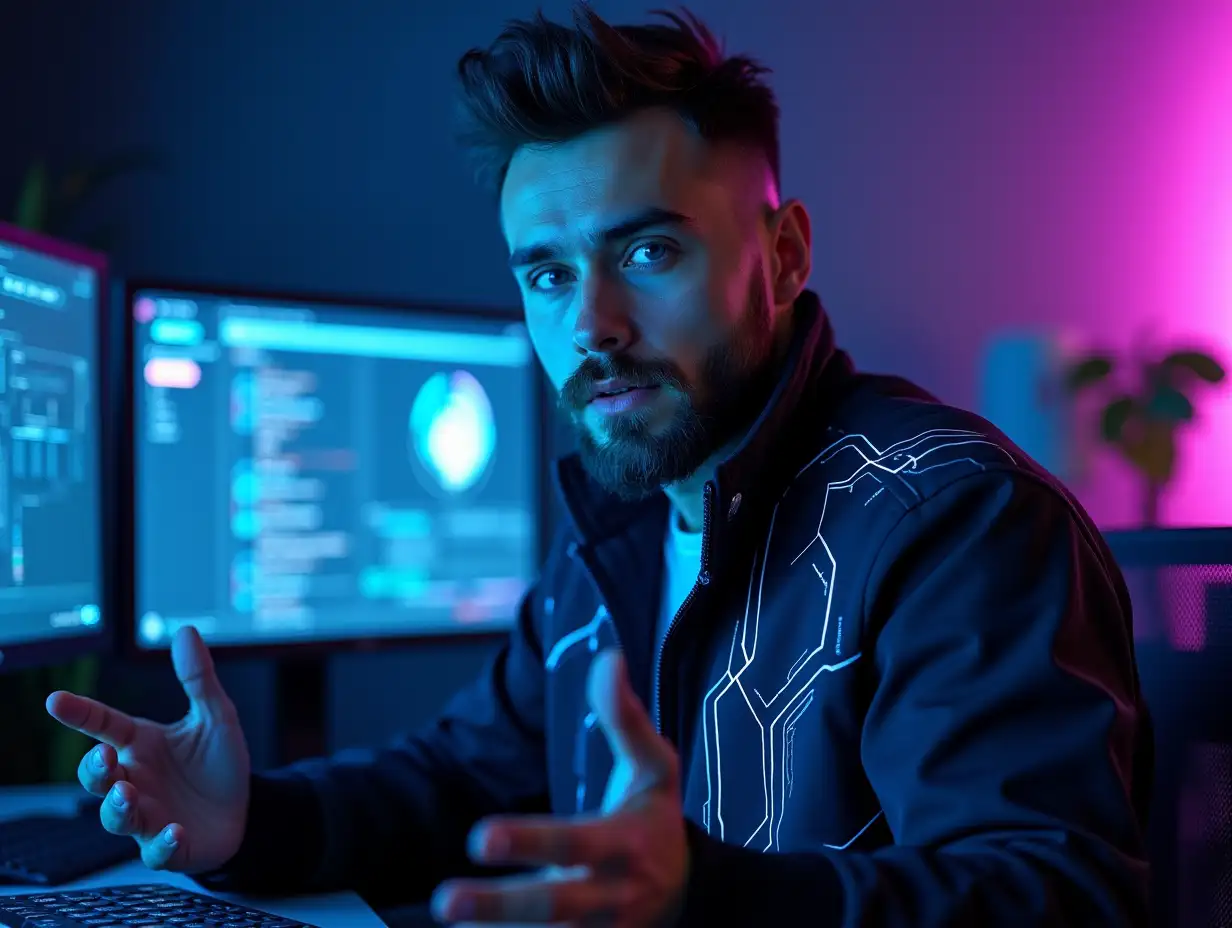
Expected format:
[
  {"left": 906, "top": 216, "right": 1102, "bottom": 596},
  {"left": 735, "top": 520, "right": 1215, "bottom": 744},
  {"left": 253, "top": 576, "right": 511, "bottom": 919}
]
[{"left": 274, "top": 655, "right": 328, "bottom": 765}]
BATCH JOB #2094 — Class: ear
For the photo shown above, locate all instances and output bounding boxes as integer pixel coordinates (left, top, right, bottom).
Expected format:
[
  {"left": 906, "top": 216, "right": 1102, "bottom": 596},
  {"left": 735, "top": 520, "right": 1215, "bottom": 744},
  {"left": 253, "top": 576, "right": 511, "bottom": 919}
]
[{"left": 766, "top": 199, "right": 812, "bottom": 307}]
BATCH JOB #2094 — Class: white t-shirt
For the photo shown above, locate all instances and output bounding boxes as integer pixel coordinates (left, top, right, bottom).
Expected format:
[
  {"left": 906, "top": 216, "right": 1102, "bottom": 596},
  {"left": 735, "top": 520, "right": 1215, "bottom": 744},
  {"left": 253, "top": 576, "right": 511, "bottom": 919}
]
[{"left": 658, "top": 509, "right": 704, "bottom": 653}]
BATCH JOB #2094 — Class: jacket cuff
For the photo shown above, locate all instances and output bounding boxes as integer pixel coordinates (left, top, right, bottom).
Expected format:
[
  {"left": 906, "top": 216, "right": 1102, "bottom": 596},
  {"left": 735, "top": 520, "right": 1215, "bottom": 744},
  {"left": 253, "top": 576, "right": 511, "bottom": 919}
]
[
  {"left": 193, "top": 771, "right": 326, "bottom": 895},
  {"left": 676, "top": 819, "right": 843, "bottom": 926}
]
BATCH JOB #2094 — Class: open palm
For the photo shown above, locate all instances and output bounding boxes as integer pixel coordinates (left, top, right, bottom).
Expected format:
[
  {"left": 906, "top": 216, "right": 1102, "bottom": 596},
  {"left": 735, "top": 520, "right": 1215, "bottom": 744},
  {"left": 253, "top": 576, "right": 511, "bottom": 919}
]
[{"left": 45, "top": 626, "right": 251, "bottom": 873}]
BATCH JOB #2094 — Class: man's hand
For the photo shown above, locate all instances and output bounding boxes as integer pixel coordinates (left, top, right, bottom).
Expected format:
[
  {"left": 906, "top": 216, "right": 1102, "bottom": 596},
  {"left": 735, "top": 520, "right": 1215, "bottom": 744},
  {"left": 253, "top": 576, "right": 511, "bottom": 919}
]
[{"left": 431, "top": 649, "right": 689, "bottom": 926}]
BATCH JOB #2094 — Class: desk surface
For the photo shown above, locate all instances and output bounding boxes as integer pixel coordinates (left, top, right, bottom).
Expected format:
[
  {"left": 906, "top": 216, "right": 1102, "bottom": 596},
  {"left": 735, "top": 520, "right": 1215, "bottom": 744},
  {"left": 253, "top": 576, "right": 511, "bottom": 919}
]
[{"left": 0, "top": 784, "right": 387, "bottom": 927}]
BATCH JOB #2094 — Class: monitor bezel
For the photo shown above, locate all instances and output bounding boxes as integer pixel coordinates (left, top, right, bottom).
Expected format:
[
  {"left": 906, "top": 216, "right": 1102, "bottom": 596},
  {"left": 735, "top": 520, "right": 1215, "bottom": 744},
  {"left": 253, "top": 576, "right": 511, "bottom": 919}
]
[
  {"left": 120, "top": 278, "right": 553, "bottom": 660},
  {"left": 0, "top": 221, "right": 117, "bottom": 673}
]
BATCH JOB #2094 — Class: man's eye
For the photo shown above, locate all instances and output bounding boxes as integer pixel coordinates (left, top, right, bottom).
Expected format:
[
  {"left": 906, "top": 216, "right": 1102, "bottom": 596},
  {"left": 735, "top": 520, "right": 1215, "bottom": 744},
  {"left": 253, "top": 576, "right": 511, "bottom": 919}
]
[
  {"left": 625, "top": 242, "right": 676, "bottom": 267},
  {"left": 529, "top": 268, "right": 574, "bottom": 291}
]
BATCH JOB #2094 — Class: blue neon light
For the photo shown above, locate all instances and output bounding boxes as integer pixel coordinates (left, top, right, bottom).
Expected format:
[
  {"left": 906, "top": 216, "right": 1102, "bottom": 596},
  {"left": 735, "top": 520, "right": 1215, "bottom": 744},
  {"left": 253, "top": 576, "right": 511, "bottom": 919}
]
[{"left": 218, "top": 316, "right": 529, "bottom": 367}]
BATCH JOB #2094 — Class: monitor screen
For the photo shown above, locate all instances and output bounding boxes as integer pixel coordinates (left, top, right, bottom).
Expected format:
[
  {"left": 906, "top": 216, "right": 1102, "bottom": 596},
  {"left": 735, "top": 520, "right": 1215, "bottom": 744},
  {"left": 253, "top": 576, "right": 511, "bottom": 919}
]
[
  {"left": 0, "top": 223, "right": 107, "bottom": 670},
  {"left": 130, "top": 286, "right": 541, "bottom": 650}
]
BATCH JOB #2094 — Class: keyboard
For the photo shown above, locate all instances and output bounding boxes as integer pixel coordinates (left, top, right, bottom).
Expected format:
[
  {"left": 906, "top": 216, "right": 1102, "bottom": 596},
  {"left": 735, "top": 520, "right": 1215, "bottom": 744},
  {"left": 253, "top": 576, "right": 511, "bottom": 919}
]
[
  {"left": 0, "top": 810, "right": 136, "bottom": 885},
  {"left": 0, "top": 884, "right": 320, "bottom": 927}
]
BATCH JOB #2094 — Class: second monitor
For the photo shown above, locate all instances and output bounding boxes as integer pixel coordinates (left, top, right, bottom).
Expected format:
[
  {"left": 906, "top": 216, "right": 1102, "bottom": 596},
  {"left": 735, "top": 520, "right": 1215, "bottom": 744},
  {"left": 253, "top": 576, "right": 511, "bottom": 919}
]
[
  {"left": 128, "top": 284, "right": 540, "bottom": 652},
  {"left": 0, "top": 222, "right": 109, "bottom": 672}
]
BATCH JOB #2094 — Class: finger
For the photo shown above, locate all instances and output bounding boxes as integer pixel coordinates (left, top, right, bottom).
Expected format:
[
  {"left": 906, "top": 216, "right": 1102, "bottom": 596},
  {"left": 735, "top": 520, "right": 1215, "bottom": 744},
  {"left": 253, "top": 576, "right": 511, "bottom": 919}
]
[
  {"left": 46, "top": 691, "right": 138, "bottom": 748},
  {"left": 77, "top": 743, "right": 128, "bottom": 796},
  {"left": 99, "top": 781, "right": 146, "bottom": 837},
  {"left": 432, "top": 868, "right": 613, "bottom": 924},
  {"left": 97, "top": 785, "right": 190, "bottom": 872},
  {"left": 587, "top": 650, "right": 673, "bottom": 784},
  {"left": 139, "top": 822, "right": 186, "bottom": 871},
  {"left": 171, "top": 625, "right": 229, "bottom": 718},
  {"left": 470, "top": 815, "right": 624, "bottom": 870}
]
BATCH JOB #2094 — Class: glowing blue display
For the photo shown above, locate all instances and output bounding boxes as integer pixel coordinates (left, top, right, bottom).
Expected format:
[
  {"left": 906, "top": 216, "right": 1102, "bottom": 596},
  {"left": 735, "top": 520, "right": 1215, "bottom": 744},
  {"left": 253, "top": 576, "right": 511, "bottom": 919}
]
[
  {"left": 410, "top": 370, "right": 497, "bottom": 494},
  {"left": 0, "top": 229, "right": 106, "bottom": 656},
  {"left": 133, "top": 289, "right": 539, "bottom": 648}
]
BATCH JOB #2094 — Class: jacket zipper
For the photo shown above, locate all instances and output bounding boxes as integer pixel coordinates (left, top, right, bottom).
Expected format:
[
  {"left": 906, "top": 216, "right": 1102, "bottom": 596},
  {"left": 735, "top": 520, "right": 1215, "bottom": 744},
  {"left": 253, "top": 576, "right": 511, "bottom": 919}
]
[{"left": 653, "top": 482, "right": 715, "bottom": 737}]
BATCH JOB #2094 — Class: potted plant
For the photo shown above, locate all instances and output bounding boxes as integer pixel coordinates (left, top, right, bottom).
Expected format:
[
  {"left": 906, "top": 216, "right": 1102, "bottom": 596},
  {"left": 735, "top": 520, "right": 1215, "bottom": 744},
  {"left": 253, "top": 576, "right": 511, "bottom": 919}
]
[
  {"left": 11, "top": 150, "right": 163, "bottom": 248},
  {"left": 1065, "top": 346, "right": 1226, "bottom": 526}
]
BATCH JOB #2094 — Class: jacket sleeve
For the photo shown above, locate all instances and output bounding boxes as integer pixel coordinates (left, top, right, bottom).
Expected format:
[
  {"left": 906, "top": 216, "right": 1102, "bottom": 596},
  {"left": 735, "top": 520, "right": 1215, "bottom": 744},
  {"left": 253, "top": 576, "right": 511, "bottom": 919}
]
[
  {"left": 677, "top": 471, "right": 1151, "bottom": 927},
  {"left": 194, "top": 583, "right": 551, "bottom": 903}
]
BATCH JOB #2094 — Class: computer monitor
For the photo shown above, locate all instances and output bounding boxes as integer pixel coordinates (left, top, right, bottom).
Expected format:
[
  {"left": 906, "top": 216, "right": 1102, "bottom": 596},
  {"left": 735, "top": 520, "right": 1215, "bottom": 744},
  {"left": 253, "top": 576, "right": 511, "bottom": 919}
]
[
  {"left": 0, "top": 223, "right": 110, "bottom": 672},
  {"left": 126, "top": 282, "right": 543, "bottom": 655}
]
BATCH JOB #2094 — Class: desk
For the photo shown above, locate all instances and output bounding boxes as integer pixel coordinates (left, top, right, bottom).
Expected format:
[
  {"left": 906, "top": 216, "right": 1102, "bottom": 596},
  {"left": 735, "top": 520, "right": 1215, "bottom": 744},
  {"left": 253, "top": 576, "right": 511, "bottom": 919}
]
[{"left": 0, "top": 784, "right": 387, "bottom": 927}]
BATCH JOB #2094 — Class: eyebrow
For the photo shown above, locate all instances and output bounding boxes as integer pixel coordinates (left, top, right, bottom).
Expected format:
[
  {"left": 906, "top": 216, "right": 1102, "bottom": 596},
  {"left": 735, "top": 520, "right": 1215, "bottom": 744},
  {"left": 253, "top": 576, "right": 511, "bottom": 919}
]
[{"left": 507, "top": 207, "right": 695, "bottom": 270}]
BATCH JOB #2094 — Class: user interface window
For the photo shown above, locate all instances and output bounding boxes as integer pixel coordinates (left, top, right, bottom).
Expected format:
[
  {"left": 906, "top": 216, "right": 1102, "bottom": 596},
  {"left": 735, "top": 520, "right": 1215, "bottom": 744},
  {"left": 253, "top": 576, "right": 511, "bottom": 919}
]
[
  {"left": 133, "top": 290, "right": 538, "bottom": 647},
  {"left": 0, "top": 238, "right": 104, "bottom": 647}
]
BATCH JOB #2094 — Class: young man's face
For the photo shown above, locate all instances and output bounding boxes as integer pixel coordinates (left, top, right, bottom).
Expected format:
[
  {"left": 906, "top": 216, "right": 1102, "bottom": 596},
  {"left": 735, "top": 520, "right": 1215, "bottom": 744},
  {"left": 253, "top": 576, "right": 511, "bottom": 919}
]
[{"left": 500, "top": 108, "right": 791, "bottom": 499}]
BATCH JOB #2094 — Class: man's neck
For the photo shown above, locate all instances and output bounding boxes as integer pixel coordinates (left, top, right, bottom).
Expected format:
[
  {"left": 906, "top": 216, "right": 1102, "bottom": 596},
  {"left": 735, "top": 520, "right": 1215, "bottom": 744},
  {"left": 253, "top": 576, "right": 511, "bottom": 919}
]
[
  {"left": 663, "top": 471, "right": 711, "bottom": 534},
  {"left": 662, "top": 440, "right": 738, "bottom": 533}
]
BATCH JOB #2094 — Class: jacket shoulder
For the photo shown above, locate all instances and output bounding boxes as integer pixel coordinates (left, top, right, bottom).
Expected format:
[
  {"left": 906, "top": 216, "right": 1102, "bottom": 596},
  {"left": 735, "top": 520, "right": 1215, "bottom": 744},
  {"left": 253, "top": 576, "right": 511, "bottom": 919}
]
[{"left": 797, "top": 374, "right": 1063, "bottom": 513}]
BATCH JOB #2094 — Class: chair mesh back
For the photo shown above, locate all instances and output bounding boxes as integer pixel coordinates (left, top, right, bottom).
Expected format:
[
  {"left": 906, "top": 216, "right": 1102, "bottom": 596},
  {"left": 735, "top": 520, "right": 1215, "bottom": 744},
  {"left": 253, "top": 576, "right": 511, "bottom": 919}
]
[{"left": 1112, "top": 531, "right": 1232, "bottom": 928}]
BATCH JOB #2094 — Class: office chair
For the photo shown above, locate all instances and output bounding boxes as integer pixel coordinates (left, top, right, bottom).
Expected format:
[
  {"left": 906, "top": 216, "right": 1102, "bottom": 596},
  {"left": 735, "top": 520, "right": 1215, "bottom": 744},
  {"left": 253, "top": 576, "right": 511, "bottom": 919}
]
[{"left": 1106, "top": 527, "right": 1232, "bottom": 928}]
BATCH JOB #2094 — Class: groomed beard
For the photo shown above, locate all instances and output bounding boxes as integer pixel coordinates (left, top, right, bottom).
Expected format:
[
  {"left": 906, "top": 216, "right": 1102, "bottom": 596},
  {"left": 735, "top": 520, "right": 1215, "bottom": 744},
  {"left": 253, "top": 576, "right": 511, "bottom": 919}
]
[{"left": 559, "top": 266, "right": 780, "bottom": 501}]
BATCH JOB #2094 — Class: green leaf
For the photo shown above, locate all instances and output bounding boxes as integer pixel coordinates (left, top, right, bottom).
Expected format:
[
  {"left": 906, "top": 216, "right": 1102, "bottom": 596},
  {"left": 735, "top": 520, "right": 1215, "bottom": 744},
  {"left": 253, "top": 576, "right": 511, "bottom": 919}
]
[
  {"left": 12, "top": 162, "right": 49, "bottom": 231},
  {"left": 1146, "top": 385, "right": 1195, "bottom": 422},
  {"left": 1064, "top": 355, "right": 1115, "bottom": 392},
  {"left": 1162, "top": 350, "right": 1225, "bottom": 384},
  {"left": 1100, "top": 395, "right": 1138, "bottom": 443}
]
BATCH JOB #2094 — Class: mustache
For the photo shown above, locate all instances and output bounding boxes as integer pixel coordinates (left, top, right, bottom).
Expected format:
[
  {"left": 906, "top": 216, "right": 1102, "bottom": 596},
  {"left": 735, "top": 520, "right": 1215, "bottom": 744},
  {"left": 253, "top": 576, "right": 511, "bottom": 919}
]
[{"left": 560, "top": 355, "right": 687, "bottom": 412}]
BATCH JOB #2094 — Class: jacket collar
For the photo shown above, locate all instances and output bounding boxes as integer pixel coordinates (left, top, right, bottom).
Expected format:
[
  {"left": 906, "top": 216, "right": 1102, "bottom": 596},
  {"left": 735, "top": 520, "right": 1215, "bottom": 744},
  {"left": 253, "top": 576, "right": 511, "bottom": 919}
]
[{"left": 553, "top": 290, "right": 854, "bottom": 546}]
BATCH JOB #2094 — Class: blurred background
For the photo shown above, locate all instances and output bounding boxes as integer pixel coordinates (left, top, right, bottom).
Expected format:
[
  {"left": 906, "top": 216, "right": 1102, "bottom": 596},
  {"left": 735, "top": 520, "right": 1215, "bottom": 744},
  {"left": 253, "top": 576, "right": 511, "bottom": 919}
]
[
  {"left": 3, "top": 0, "right": 1232, "bottom": 766},
  {"left": 2, "top": 1, "right": 1232, "bottom": 923},
  {"left": 1, "top": 0, "right": 1231, "bottom": 847}
]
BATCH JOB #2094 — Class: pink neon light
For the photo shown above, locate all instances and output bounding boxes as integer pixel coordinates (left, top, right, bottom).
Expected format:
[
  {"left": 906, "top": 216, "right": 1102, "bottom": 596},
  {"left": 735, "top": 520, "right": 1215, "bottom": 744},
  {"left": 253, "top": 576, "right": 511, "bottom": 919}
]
[
  {"left": 1071, "top": 10, "right": 1232, "bottom": 529},
  {"left": 133, "top": 297, "right": 156, "bottom": 323},
  {"left": 144, "top": 357, "right": 201, "bottom": 389},
  {"left": 1160, "top": 11, "right": 1232, "bottom": 528}
]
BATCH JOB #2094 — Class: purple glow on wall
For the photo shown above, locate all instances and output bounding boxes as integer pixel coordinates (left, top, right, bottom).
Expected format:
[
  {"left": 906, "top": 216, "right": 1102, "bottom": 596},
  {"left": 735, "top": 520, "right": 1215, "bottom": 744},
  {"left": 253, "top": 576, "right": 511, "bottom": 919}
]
[
  {"left": 1073, "top": 8, "right": 1232, "bottom": 529},
  {"left": 1166, "top": 11, "right": 1232, "bottom": 529}
]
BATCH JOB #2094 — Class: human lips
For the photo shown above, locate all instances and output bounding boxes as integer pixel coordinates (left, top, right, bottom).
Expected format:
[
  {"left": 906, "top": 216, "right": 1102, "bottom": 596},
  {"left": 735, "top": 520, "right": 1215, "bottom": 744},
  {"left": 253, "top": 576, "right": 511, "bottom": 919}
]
[{"left": 586, "top": 379, "right": 662, "bottom": 414}]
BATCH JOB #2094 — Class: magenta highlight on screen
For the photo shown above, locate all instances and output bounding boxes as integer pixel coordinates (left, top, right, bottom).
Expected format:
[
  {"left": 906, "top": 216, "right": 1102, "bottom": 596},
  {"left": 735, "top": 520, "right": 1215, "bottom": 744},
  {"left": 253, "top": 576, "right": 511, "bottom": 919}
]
[{"left": 136, "top": 296, "right": 203, "bottom": 389}]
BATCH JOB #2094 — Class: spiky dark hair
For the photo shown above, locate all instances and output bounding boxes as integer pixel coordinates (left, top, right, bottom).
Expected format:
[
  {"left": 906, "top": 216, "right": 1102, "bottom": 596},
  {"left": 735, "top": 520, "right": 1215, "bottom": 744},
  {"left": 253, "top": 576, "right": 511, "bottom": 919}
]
[{"left": 456, "top": 4, "right": 780, "bottom": 195}]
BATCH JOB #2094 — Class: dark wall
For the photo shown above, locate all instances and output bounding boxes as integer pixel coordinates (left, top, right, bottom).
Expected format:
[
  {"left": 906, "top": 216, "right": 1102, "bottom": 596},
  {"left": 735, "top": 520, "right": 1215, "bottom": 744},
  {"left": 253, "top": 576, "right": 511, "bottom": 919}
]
[{"left": 5, "top": 0, "right": 1232, "bottom": 768}]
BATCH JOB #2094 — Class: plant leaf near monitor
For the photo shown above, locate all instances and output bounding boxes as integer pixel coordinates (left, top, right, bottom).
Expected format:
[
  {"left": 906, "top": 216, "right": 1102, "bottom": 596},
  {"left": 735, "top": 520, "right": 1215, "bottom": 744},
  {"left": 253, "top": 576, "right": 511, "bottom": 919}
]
[
  {"left": 8, "top": 149, "right": 165, "bottom": 248},
  {"left": 13, "top": 161, "right": 50, "bottom": 231}
]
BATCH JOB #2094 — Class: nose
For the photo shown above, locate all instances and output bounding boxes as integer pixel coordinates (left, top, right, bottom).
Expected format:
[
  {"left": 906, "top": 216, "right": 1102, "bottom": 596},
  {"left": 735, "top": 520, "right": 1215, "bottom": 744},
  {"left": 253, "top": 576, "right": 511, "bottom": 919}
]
[{"left": 572, "top": 275, "right": 634, "bottom": 355}]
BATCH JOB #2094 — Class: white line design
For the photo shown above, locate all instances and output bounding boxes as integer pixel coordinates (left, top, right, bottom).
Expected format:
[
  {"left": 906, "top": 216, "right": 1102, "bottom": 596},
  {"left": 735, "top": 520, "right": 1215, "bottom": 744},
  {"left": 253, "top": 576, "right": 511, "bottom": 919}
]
[
  {"left": 545, "top": 604, "right": 608, "bottom": 671},
  {"left": 542, "top": 427, "right": 1009, "bottom": 846},
  {"left": 544, "top": 604, "right": 611, "bottom": 812},
  {"left": 700, "top": 428, "right": 1008, "bottom": 852}
]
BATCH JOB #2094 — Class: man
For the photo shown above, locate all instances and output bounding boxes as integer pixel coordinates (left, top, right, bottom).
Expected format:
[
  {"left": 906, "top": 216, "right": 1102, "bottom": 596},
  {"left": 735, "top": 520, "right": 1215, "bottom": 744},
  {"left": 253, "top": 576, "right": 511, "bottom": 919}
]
[{"left": 47, "top": 5, "right": 1152, "bottom": 925}]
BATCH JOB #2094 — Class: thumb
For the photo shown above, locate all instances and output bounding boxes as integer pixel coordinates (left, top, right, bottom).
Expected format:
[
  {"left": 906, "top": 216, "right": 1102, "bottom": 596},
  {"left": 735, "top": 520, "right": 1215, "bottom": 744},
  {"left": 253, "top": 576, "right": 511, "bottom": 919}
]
[
  {"left": 171, "top": 625, "right": 229, "bottom": 718},
  {"left": 587, "top": 649, "right": 671, "bottom": 779}
]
